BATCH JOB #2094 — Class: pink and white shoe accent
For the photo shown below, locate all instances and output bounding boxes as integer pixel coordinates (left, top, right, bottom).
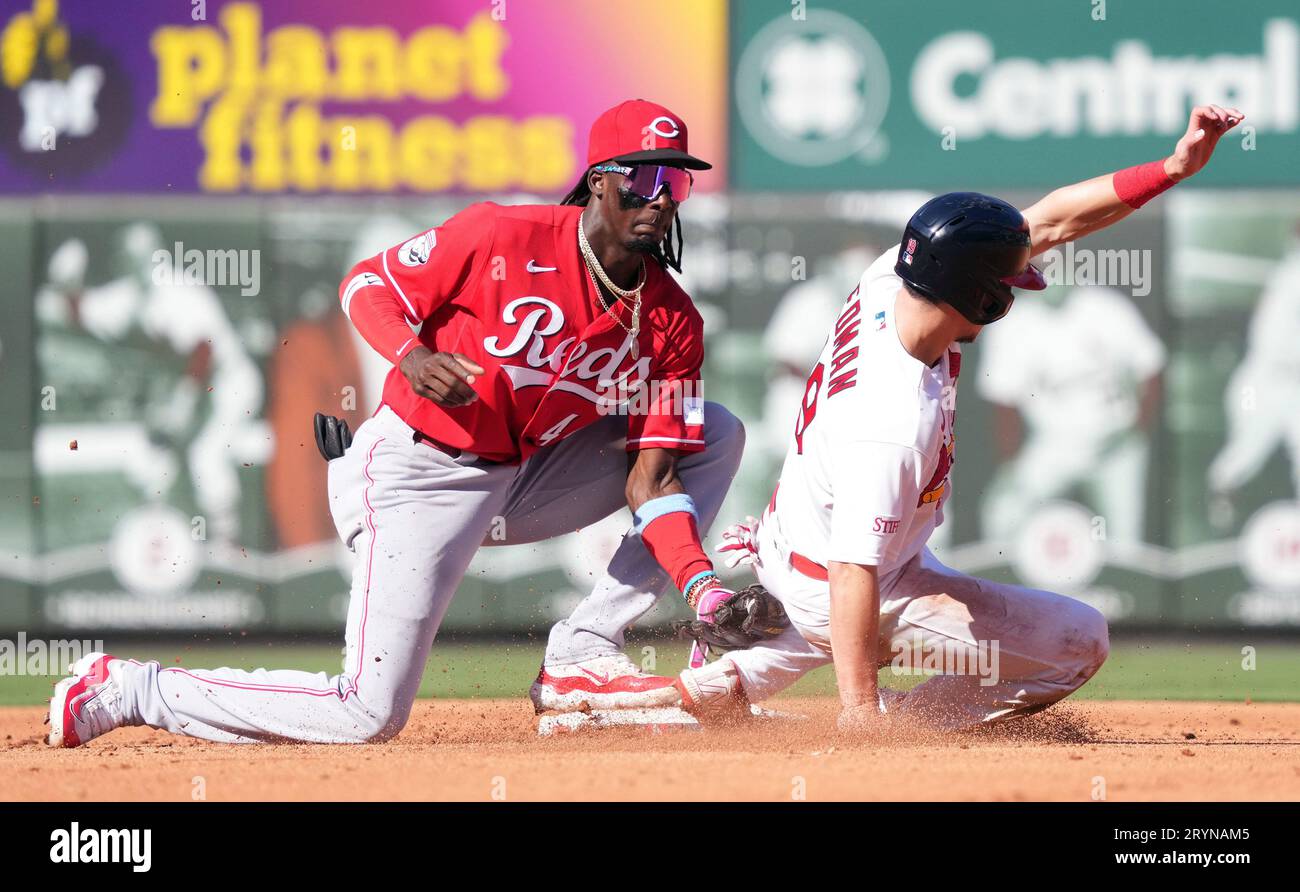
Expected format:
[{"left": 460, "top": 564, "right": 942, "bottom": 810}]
[
  {"left": 529, "top": 653, "right": 679, "bottom": 713},
  {"left": 47, "top": 652, "right": 127, "bottom": 748}
]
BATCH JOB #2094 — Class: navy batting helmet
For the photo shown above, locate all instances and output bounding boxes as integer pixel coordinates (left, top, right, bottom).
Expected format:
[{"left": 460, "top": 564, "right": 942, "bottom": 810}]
[{"left": 895, "top": 192, "right": 1046, "bottom": 325}]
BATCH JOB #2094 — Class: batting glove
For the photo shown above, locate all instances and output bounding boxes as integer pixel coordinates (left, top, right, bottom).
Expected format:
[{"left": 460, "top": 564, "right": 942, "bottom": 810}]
[{"left": 715, "top": 516, "right": 761, "bottom": 569}]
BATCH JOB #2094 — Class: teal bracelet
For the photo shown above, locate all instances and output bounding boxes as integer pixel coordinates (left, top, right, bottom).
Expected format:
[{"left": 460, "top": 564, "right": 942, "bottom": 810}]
[{"left": 684, "top": 572, "right": 720, "bottom": 609}]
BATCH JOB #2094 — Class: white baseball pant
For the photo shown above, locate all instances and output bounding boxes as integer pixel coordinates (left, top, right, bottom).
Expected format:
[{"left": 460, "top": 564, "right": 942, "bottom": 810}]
[{"left": 721, "top": 520, "right": 1110, "bottom": 730}]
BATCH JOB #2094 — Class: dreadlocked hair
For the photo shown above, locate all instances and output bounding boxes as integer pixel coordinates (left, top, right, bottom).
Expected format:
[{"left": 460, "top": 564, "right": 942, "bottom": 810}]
[{"left": 560, "top": 171, "right": 685, "bottom": 274}]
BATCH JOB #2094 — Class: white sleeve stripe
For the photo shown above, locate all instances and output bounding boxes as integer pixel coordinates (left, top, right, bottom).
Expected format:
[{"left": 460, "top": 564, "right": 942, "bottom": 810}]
[
  {"left": 381, "top": 251, "right": 421, "bottom": 323},
  {"left": 341, "top": 271, "right": 383, "bottom": 318},
  {"left": 626, "top": 436, "right": 707, "bottom": 446}
]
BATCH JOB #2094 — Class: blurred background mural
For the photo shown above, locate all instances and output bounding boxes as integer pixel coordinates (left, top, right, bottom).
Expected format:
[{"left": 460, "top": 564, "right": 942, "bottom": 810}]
[{"left": 2, "top": 0, "right": 1299, "bottom": 636}]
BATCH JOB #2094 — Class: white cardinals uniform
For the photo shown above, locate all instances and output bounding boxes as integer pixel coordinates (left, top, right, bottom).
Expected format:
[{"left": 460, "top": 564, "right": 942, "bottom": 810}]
[{"left": 717, "top": 249, "right": 1110, "bottom": 729}]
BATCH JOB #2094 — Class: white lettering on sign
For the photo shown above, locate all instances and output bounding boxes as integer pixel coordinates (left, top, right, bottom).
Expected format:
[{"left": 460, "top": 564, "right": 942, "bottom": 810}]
[{"left": 912, "top": 19, "right": 1298, "bottom": 139}]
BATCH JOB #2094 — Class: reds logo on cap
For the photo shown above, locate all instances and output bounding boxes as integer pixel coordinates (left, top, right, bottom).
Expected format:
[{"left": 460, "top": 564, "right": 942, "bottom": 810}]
[
  {"left": 586, "top": 99, "right": 712, "bottom": 171},
  {"left": 648, "top": 116, "right": 680, "bottom": 139}
]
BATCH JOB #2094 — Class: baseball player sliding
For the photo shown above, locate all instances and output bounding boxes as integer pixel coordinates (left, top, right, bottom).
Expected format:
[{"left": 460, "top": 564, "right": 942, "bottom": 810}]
[
  {"left": 48, "top": 100, "right": 762, "bottom": 746},
  {"left": 675, "top": 105, "right": 1243, "bottom": 733}
]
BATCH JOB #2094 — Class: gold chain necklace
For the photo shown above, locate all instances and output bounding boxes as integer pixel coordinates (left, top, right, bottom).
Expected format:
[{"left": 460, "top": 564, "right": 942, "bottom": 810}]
[{"left": 578, "top": 216, "right": 644, "bottom": 359}]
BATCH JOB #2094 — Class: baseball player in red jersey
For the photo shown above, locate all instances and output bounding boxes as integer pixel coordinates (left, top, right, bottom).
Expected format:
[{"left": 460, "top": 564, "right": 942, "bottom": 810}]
[{"left": 48, "top": 100, "right": 750, "bottom": 746}]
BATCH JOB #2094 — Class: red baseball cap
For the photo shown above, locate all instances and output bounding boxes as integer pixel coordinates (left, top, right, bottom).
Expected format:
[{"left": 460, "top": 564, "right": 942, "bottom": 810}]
[{"left": 586, "top": 99, "right": 712, "bottom": 170}]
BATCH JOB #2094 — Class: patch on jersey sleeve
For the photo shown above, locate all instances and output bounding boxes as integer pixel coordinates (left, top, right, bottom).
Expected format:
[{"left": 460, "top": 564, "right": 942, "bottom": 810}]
[
  {"left": 683, "top": 395, "right": 705, "bottom": 426},
  {"left": 398, "top": 231, "right": 436, "bottom": 267}
]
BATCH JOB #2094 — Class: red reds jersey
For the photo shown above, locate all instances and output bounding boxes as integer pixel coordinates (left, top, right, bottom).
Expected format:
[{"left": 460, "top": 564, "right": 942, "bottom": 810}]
[{"left": 339, "top": 203, "right": 706, "bottom": 463}]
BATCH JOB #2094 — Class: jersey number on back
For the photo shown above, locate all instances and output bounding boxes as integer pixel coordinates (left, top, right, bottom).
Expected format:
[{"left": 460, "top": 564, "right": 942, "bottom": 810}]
[{"left": 793, "top": 362, "right": 824, "bottom": 455}]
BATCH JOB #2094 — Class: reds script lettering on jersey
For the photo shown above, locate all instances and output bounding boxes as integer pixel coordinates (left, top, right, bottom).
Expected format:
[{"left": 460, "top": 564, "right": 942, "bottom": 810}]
[
  {"left": 342, "top": 202, "right": 705, "bottom": 462},
  {"left": 771, "top": 248, "right": 959, "bottom": 625}
]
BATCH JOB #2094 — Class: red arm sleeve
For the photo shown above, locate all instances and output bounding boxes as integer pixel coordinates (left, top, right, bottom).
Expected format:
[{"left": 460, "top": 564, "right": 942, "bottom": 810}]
[
  {"left": 338, "top": 203, "right": 497, "bottom": 363},
  {"left": 627, "top": 301, "right": 706, "bottom": 453}
]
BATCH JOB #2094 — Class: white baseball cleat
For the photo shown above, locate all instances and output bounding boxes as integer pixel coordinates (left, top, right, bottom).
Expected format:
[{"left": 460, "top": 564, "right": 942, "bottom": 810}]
[
  {"left": 47, "top": 652, "right": 127, "bottom": 748},
  {"left": 529, "top": 653, "right": 679, "bottom": 713},
  {"left": 674, "top": 659, "right": 751, "bottom": 723}
]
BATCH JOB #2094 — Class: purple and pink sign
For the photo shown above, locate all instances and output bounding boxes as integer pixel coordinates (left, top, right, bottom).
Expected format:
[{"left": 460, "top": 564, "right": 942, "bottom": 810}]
[{"left": 0, "top": 0, "right": 727, "bottom": 194}]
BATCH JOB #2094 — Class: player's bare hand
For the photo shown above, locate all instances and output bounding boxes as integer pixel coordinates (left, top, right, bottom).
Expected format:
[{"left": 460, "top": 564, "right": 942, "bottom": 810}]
[
  {"left": 1163, "top": 104, "right": 1244, "bottom": 182},
  {"left": 400, "top": 346, "right": 485, "bottom": 408}
]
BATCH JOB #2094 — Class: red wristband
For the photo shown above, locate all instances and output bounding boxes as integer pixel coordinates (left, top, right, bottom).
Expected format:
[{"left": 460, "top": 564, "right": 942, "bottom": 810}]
[{"left": 1113, "top": 160, "right": 1176, "bottom": 209}]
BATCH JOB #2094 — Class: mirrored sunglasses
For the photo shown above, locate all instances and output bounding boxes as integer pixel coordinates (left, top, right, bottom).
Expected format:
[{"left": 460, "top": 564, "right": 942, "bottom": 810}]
[{"left": 594, "top": 163, "right": 693, "bottom": 203}]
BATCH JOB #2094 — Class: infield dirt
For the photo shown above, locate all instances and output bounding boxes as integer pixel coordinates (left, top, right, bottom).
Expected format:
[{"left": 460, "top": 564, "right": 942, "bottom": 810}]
[{"left": 4, "top": 698, "right": 1298, "bottom": 801}]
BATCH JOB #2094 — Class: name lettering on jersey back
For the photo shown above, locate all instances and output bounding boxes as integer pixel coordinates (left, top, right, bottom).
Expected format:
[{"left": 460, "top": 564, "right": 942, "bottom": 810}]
[
  {"left": 828, "top": 290, "right": 861, "bottom": 397},
  {"left": 873, "top": 516, "right": 901, "bottom": 534},
  {"left": 483, "top": 295, "right": 651, "bottom": 403}
]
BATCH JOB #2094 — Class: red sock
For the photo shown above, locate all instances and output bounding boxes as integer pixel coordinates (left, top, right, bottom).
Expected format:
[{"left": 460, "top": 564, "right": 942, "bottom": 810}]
[{"left": 640, "top": 511, "right": 714, "bottom": 595}]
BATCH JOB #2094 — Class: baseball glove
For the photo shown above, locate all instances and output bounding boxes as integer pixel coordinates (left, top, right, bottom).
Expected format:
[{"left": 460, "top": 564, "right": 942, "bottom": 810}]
[
  {"left": 313, "top": 412, "right": 353, "bottom": 461},
  {"left": 671, "top": 583, "right": 789, "bottom": 657}
]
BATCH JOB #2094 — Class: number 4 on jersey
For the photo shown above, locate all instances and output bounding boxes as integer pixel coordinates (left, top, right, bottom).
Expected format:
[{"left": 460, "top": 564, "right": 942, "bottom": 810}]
[{"left": 537, "top": 413, "right": 579, "bottom": 446}]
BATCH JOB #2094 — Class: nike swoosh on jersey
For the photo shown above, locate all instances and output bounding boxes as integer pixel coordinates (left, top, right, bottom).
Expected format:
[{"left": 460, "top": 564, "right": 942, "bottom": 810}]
[{"left": 526, "top": 260, "right": 558, "bottom": 273}]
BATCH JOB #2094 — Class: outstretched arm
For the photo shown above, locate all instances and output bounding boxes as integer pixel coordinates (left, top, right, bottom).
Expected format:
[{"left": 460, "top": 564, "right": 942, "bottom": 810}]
[{"left": 1022, "top": 104, "right": 1244, "bottom": 258}]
